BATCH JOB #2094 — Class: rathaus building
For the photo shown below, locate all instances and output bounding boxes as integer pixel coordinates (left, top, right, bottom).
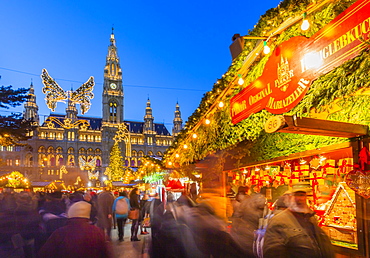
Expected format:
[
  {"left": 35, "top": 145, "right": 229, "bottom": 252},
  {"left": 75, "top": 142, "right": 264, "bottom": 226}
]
[{"left": 1, "top": 32, "right": 183, "bottom": 187}]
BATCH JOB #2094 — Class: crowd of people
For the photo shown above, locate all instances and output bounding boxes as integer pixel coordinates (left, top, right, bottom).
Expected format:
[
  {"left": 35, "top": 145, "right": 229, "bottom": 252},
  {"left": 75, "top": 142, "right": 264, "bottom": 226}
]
[{"left": 0, "top": 183, "right": 335, "bottom": 258}]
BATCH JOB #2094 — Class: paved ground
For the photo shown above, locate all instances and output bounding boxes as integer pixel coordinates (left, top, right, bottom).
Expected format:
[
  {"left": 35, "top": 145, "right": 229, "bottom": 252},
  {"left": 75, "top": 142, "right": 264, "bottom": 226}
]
[{"left": 111, "top": 221, "right": 151, "bottom": 258}]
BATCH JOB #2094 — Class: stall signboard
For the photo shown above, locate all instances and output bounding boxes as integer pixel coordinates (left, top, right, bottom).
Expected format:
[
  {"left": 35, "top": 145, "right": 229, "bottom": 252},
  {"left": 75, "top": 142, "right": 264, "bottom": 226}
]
[{"left": 231, "top": 0, "right": 370, "bottom": 124}]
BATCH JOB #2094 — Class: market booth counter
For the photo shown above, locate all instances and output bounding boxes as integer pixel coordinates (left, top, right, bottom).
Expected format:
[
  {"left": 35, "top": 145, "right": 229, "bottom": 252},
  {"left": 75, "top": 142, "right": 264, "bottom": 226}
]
[{"left": 224, "top": 139, "right": 370, "bottom": 257}]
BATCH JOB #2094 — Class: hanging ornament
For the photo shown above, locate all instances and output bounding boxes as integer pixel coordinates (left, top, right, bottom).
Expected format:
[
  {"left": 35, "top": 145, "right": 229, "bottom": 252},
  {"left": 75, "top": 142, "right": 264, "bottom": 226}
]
[
  {"left": 345, "top": 164, "right": 370, "bottom": 199},
  {"left": 310, "top": 156, "right": 325, "bottom": 170}
]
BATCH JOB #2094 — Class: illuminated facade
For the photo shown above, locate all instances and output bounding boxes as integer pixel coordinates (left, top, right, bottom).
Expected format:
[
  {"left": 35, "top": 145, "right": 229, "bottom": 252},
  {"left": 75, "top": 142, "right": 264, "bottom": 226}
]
[{"left": 0, "top": 32, "right": 183, "bottom": 186}]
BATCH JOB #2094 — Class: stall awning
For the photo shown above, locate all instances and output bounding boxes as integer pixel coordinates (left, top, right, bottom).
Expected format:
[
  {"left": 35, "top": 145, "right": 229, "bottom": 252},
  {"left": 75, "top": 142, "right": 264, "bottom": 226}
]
[{"left": 31, "top": 181, "right": 52, "bottom": 187}]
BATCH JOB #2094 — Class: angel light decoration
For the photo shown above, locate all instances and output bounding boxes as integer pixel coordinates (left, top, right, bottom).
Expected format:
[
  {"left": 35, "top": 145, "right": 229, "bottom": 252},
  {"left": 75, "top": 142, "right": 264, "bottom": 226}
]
[{"left": 41, "top": 69, "right": 95, "bottom": 115}]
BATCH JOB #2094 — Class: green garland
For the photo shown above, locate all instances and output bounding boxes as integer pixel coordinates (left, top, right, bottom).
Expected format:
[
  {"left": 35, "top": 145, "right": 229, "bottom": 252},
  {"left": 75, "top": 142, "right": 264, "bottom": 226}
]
[{"left": 164, "top": 0, "right": 365, "bottom": 167}]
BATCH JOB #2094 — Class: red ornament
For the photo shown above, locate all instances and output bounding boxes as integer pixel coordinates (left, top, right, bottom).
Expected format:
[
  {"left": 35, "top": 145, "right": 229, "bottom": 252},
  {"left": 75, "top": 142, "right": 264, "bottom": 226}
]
[{"left": 345, "top": 167, "right": 370, "bottom": 199}]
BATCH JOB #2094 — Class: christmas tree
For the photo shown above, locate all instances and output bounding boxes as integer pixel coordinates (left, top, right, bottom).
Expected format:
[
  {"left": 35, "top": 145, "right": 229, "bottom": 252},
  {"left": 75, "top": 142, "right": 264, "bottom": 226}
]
[{"left": 108, "top": 142, "right": 125, "bottom": 181}]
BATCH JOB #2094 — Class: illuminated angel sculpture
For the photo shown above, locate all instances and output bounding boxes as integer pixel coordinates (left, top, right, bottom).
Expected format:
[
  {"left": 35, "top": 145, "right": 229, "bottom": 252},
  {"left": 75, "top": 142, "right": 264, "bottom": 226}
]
[{"left": 41, "top": 68, "right": 95, "bottom": 114}]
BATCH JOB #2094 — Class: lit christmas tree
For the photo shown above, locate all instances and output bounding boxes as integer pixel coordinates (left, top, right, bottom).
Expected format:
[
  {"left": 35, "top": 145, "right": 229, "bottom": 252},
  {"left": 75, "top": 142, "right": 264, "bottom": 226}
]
[{"left": 108, "top": 142, "right": 125, "bottom": 181}]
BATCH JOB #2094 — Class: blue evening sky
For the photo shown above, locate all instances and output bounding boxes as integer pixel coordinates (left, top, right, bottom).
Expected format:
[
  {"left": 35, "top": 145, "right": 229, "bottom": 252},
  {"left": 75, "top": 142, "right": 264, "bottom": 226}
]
[{"left": 0, "top": 0, "right": 281, "bottom": 131}]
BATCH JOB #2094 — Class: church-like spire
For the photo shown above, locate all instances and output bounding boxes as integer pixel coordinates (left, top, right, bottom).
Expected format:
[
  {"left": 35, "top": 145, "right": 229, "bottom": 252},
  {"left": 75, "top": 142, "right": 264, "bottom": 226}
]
[
  {"left": 110, "top": 27, "right": 116, "bottom": 47},
  {"left": 102, "top": 29, "right": 124, "bottom": 124},
  {"left": 105, "top": 28, "right": 122, "bottom": 81},
  {"left": 172, "top": 102, "right": 183, "bottom": 136},
  {"left": 144, "top": 98, "right": 154, "bottom": 134},
  {"left": 23, "top": 81, "right": 39, "bottom": 125}
]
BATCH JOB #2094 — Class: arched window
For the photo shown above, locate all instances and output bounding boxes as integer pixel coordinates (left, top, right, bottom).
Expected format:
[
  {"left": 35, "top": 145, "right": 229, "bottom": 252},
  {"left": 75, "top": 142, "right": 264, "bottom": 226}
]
[
  {"left": 156, "top": 151, "right": 163, "bottom": 157},
  {"left": 68, "top": 147, "right": 74, "bottom": 154},
  {"left": 47, "top": 146, "right": 54, "bottom": 153},
  {"left": 56, "top": 147, "right": 63, "bottom": 154},
  {"left": 148, "top": 151, "right": 153, "bottom": 156},
  {"left": 57, "top": 155, "right": 64, "bottom": 166},
  {"left": 132, "top": 150, "right": 137, "bottom": 157},
  {"left": 87, "top": 148, "right": 94, "bottom": 155},
  {"left": 50, "top": 156, "right": 56, "bottom": 166},
  {"left": 96, "top": 158, "right": 101, "bottom": 167},
  {"left": 68, "top": 155, "right": 75, "bottom": 166},
  {"left": 79, "top": 148, "right": 86, "bottom": 154},
  {"left": 38, "top": 146, "right": 46, "bottom": 153},
  {"left": 109, "top": 102, "right": 117, "bottom": 122},
  {"left": 138, "top": 151, "right": 144, "bottom": 157},
  {"left": 26, "top": 154, "right": 33, "bottom": 167},
  {"left": 95, "top": 148, "right": 102, "bottom": 155}
]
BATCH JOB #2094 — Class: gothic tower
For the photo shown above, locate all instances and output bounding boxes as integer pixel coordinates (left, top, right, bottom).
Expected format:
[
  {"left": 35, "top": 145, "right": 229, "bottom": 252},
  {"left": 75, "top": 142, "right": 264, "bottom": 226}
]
[
  {"left": 143, "top": 98, "right": 155, "bottom": 148},
  {"left": 102, "top": 29, "right": 124, "bottom": 124},
  {"left": 23, "top": 81, "right": 39, "bottom": 125},
  {"left": 172, "top": 102, "right": 183, "bottom": 136},
  {"left": 102, "top": 29, "right": 124, "bottom": 169},
  {"left": 143, "top": 98, "right": 154, "bottom": 134}
]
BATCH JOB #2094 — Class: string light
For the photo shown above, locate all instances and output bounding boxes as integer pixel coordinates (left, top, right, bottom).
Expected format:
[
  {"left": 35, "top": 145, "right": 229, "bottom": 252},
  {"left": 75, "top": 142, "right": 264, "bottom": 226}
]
[
  {"left": 168, "top": 161, "right": 172, "bottom": 166},
  {"left": 263, "top": 41, "right": 270, "bottom": 54},
  {"left": 301, "top": 12, "right": 310, "bottom": 31},
  {"left": 205, "top": 119, "right": 211, "bottom": 125},
  {"left": 192, "top": 133, "right": 197, "bottom": 139},
  {"left": 183, "top": 144, "right": 188, "bottom": 149},
  {"left": 175, "top": 153, "right": 180, "bottom": 158},
  {"left": 218, "top": 101, "right": 224, "bottom": 108},
  {"left": 237, "top": 74, "right": 244, "bottom": 85}
]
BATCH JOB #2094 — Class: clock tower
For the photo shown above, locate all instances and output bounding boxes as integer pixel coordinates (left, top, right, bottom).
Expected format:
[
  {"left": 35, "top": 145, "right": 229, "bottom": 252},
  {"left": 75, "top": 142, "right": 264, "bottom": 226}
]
[{"left": 102, "top": 29, "right": 124, "bottom": 124}]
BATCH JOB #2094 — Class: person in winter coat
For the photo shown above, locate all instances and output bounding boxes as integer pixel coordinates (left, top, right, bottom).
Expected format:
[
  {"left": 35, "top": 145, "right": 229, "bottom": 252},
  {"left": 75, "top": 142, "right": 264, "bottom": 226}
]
[
  {"left": 97, "top": 188, "right": 114, "bottom": 240},
  {"left": 38, "top": 201, "right": 113, "bottom": 258},
  {"left": 231, "top": 193, "right": 266, "bottom": 257},
  {"left": 129, "top": 188, "right": 141, "bottom": 241},
  {"left": 112, "top": 191, "right": 130, "bottom": 241},
  {"left": 139, "top": 194, "right": 150, "bottom": 235},
  {"left": 263, "top": 185, "right": 334, "bottom": 258}
]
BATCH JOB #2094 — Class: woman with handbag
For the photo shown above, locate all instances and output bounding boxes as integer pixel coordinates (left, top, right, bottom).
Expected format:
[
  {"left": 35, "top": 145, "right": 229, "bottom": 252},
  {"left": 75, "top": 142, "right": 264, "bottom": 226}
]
[{"left": 129, "top": 188, "right": 141, "bottom": 241}]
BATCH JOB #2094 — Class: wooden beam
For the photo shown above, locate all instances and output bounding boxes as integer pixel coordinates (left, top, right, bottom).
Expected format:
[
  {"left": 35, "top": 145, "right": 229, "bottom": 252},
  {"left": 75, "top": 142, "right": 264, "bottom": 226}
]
[{"left": 278, "top": 116, "right": 368, "bottom": 138}]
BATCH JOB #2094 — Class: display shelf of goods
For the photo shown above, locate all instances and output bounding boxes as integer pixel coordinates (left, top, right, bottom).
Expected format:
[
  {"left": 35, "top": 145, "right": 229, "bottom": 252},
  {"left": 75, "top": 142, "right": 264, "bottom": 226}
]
[{"left": 321, "top": 182, "right": 357, "bottom": 250}]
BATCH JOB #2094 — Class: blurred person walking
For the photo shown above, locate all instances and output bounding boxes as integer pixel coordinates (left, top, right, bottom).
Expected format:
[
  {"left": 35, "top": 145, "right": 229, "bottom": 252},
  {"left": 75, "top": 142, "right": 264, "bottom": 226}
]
[
  {"left": 129, "top": 188, "right": 141, "bottom": 241},
  {"left": 263, "top": 184, "right": 334, "bottom": 258},
  {"left": 97, "top": 187, "right": 114, "bottom": 240},
  {"left": 231, "top": 193, "right": 266, "bottom": 257},
  {"left": 38, "top": 201, "right": 112, "bottom": 258},
  {"left": 140, "top": 193, "right": 150, "bottom": 235},
  {"left": 112, "top": 191, "right": 130, "bottom": 241}
]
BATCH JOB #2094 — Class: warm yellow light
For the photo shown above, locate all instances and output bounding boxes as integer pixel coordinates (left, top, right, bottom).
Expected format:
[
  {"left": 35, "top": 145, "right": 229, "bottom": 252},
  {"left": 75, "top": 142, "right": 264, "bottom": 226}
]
[
  {"left": 255, "top": 167, "right": 260, "bottom": 171},
  {"left": 301, "top": 19, "right": 310, "bottom": 31},
  {"left": 192, "top": 133, "right": 197, "bottom": 139},
  {"left": 205, "top": 119, "right": 211, "bottom": 125},
  {"left": 218, "top": 101, "right": 224, "bottom": 108},
  {"left": 175, "top": 153, "right": 180, "bottom": 158},
  {"left": 238, "top": 77, "right": 244, "bottom": 85},
  {"left": 168, "top": 161, "right": 172, "bottom": 166},
  {"left": 183, "top": 144, "right": 188, "bottom": 149},
  {"left": 263, "top": 41, "right": 270, "bottom": 54}
]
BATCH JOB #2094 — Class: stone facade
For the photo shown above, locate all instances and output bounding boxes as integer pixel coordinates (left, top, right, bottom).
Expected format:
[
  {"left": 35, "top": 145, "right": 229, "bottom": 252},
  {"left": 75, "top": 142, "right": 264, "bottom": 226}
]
[{"left": 0, "top": 32, "right": 182, "bottom": 187}]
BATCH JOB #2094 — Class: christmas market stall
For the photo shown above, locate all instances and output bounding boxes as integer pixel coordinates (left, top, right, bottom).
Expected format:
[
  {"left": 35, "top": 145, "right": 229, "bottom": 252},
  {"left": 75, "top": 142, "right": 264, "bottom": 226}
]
[
  {"left": 0, "top": 171, "right": 30, "bottom": 192},
  {"left": 163, "top": 0, "right": 370, "bottom": 256}
]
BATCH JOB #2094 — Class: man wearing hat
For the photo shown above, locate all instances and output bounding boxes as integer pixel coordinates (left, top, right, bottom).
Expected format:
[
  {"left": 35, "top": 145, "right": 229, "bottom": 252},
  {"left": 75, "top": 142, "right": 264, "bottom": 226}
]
[
  {"left": 38, "top": 201, "right": 112, "bottom": 258},
  {"left": 263, "top": 183, "right": 334, "bottom": 258}
]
